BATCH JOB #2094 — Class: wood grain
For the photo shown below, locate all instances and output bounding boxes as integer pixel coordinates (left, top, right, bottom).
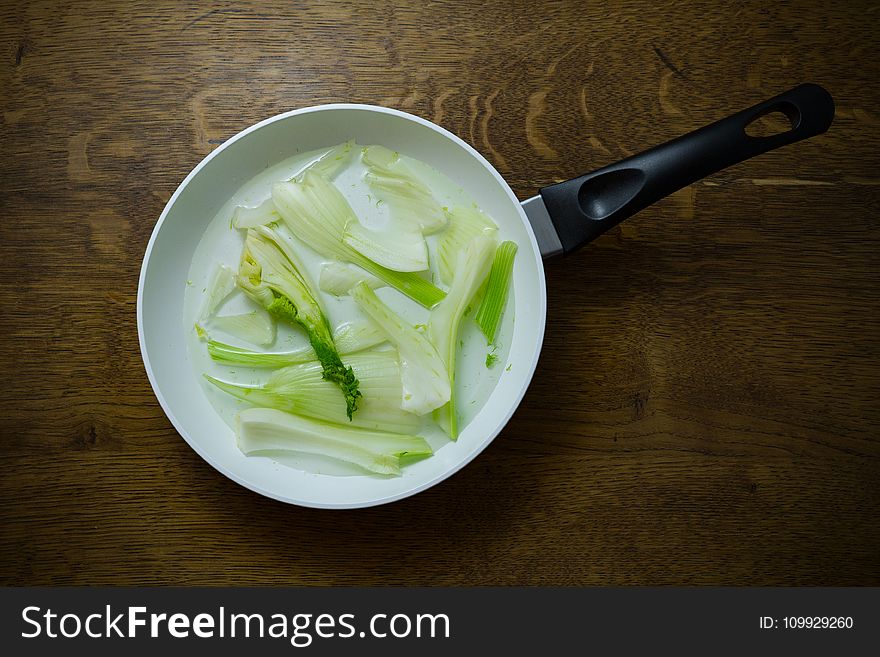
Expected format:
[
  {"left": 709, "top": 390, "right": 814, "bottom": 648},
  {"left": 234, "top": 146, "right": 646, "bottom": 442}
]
[{"left": 1, "top": 0, "right": 878, "bottom": 585}]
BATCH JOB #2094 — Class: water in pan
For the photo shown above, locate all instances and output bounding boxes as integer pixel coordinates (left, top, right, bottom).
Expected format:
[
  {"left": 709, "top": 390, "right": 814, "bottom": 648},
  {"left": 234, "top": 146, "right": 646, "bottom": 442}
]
[{"left": 182, "top": 145, "right": 515, "bottom": 476}]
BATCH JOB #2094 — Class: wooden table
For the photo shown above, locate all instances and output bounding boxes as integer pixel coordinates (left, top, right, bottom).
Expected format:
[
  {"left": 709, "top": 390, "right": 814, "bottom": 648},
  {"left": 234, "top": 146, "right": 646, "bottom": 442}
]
[{"left": 1, "top": 1, "right": 878, "bottom": 586}]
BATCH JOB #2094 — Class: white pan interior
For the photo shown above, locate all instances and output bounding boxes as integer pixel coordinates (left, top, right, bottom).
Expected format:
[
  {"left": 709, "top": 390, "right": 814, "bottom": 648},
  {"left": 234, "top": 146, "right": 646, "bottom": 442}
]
[{"left": 137, "top": 104, "right": 547, "bottom": 508}]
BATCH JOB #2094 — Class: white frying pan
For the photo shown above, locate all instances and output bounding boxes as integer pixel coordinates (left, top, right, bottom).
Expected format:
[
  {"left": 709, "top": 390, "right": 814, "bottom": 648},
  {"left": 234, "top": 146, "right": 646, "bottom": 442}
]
[{"left": 138, "top": 84, "right": 833, "bottom": 508}]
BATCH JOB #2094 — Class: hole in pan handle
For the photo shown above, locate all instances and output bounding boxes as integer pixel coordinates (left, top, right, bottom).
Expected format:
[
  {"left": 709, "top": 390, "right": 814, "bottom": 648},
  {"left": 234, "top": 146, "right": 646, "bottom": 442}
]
[{"left": 539, "top": 83, "right": 835, "bottom": 254}]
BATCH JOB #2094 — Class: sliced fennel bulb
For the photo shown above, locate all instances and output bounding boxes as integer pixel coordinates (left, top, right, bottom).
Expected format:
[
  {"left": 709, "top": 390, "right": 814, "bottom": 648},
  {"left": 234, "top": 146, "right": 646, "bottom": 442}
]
[
  {"left": 319, "top": 261, "right": 385, "bottom": 296},
  {"left": 206, "top": 318, "right": 387, "bottom": 367},
  {"left": 343, "top": 219, "right": 428, "bottom": 272},
  {"left": 200, "top": 264, "right": 237, "bottom": 318},
  {"left": 332, "top": 318, "right": 388, "bottom": 354},
  {"left": 272, "top": 171, "right": 445, "bottom": 307},
  {"left": 207, "top": 351, "right": 419, "bottom": 433},
  {"left": 428, "top": 235, "right": 496, "bottom": 438},
  {"left": 437, "top": 206, "right": 498, "bottom": 285},
  {"left": 237, "top": 225, "right": 361, "bottom": 418},
  {"left": 196, "top": 264, "right": 275, "bottom": 345},
  {"left": 236, "top": 407, "right": 431, "bottom": 476},
  {"left": 362, "top": 145, "right": 447, "bottom": 234},
  {"left": 351, "top": 282, "right": 450, "bottom": 416},
  {"left": 231, "top": 197, "right": 280, "bottom": 229},
  {"left": 292, "top": 139, "right": 355, "bottom": 181},
  {"left": 209, "top": 309, "right": 276, "bottom": 346}
]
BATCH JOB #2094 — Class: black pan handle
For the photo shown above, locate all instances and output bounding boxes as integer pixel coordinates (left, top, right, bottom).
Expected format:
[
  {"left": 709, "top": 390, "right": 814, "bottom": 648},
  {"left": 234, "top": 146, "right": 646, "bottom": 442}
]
[{"left": 539, "top": 83, "right": 835, "bottom": 253}]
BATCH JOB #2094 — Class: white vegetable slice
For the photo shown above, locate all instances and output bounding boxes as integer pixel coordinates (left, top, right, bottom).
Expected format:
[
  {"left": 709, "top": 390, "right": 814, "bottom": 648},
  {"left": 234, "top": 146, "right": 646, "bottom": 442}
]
[
  {"left": 236, "top": 407, "right": 432, "bottom": 476},
  {"left": 200, "top": 264, "right": 237, "bottom": 319},
  {"left": 343, "top": 219, "right": 428, "bottom": 272},
  {"left": 318, "top": 261, "right": 385, "bottom": 296},
  {"left": 208, "top": 309, "right": 276, "bottom": 346},
  {"left": 428, "top": 235, "right": 495, "bottom": 438},
  {"left": 231, "top": 197, "right": 281, "bottom": 229},
  {"left": 362, "top": 145, "right": 447, "bottom": 234},
  {"left": 332, "top": 318, "right": 387, "bottom": 353},
  {"left": 351, "top": 282, "right": 450, "bottom": 416},
  {"left": 437, "top": 205, "right": 498, "bottom": 285},
  {"left": 291, "top": 139, "right": 356, "bottom": 182}
]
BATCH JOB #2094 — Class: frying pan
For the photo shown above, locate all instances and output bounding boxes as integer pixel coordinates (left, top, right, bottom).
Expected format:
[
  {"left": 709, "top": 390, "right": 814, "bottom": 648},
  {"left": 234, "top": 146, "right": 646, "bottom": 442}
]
[{"left": 138, "top": 84, "right": 834, "bottom": 508}]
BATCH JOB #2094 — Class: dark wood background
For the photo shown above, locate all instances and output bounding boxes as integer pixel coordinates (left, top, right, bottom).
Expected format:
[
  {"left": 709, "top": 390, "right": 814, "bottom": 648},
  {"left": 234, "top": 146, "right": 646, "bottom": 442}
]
[{"left": 1, "top": 0, "right": 878, "bottom": 586}]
